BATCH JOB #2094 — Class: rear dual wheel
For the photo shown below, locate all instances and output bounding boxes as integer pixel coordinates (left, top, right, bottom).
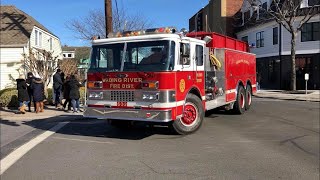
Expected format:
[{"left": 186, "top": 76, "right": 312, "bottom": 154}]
[
  {"left": 233, "top": 85, "right": 252, "bottom": 114},
  {"left": 172, "top": 94, "right": 204, "bottom": 135},
  {"left": 245, "top": 85, "right": 252, "bottom": 110},
  {"left": 233, "top": 86, "right": 246, "bottom": 114}
]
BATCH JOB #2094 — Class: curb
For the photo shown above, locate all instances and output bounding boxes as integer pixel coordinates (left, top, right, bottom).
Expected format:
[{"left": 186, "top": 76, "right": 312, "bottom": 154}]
[{"left": 253, "top": 95, "right": 320, "bottom": 102}]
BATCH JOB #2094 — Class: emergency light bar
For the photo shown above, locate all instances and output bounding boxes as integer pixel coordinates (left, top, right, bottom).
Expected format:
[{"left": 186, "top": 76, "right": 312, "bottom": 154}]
[{"left": 107, "top": 27, "right": 177, "bottom": 38}]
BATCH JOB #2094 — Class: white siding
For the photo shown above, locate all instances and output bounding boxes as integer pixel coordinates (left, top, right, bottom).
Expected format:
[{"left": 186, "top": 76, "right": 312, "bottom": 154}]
[
  {"left": 0, "top": 47, "right": 28, "bottom": 89},
  {"left": 29, "top": 26, "right": 63, "bottom": 59},
  {"left": 237, "top": 21, "right": 280, "bottom": 58},
  {"left": 0, "top": 26, "right": 63, "bottom": 89},
  {"left": 62, "top": 51, "right": 75, "bottom": 59},
  {"left": 282, "top": 15, "right": 320, "bottom": 55},
  {"left": 0, "top": 47, "right": 25, "bottom": 64},
  {"left": 236, "top": 15, "right": 320, "bottom": 58},
  {"left": 0, "top": 62, "right": 24, "bottom": 89}
]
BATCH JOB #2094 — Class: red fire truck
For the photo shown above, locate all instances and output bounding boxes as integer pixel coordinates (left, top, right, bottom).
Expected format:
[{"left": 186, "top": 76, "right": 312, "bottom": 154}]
[{"left": 84, "top": 27, "right": 256, "bottom": 134}]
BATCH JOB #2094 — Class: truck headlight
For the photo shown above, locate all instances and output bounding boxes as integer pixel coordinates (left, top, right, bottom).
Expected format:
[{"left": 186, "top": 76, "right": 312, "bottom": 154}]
[
  {"left": 142, "top": 92, "right": 159, "bottom": 100},
  {"left": 89, "top": 91, "right": 103, "bottom": 99}
]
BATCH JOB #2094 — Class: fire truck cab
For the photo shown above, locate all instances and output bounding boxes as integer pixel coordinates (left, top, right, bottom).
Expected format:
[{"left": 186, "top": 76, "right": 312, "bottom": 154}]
[{"left": 84, "top": 27, "right": 256, "bottom": 134}]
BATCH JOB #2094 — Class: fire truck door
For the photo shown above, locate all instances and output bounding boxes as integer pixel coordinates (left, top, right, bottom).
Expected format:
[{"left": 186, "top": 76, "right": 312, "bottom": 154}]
[{"left": 175, "top": 42, "right": 194, "bottom": 101}]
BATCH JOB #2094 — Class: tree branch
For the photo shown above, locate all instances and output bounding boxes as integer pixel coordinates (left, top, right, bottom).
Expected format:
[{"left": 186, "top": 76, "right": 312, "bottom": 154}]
[{"left": 297, "top": 7, "right": 317, "bottom": 30}]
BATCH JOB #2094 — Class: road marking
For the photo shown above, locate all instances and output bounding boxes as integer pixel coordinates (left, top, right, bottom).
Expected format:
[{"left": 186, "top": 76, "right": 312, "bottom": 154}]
[
  {"left": 253, "top": 98, "right": 285, "bottom": 102},
  {"left": 228, "top": 139, "right": 319, "bottom": 143},
  {"left": 51, "top": 136, "right": 114, "bottom": 144},
  {"left": 0, "top": 122, "right": 69, "bottom": 175}
]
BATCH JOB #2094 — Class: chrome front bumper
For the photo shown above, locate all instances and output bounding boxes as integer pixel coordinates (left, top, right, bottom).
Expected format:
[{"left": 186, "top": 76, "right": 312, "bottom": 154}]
[{"left": 83, "top": 107, "right": 172, "bottom": 122}]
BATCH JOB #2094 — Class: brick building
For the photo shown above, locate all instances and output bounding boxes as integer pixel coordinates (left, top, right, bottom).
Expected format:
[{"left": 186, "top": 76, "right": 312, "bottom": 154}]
[{"left": 189, "top": 0, "right": 244, "bottom": 37}]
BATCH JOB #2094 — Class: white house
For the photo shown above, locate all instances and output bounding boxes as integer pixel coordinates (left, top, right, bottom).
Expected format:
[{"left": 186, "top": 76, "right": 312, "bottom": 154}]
[
  {"left": 0, "top": 5, "right": 62, "bottom": 89},
  {"left": 236, "top": 0, "right": 320, "bottom": 89}
]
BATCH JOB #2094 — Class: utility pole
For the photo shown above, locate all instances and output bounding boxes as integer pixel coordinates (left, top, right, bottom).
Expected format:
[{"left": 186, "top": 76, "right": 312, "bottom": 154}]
[{"left": 105, "top": 0, "right": 113, "bottom": 37}]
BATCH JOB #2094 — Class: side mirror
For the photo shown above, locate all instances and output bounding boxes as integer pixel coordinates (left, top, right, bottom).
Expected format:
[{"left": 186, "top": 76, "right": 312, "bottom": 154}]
[{"left": 181, "top": 44, "right": 190, "bottom": 57}]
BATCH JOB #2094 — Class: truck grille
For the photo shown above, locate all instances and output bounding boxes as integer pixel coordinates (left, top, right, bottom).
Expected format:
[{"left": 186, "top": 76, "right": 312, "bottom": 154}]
[{"left": 110, "top": 91, "right": 134, "bottom": 102}]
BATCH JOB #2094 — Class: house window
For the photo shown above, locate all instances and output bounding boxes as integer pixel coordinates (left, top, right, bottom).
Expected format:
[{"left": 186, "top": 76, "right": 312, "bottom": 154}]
[
  {"left": 35, "top": 30, "right": 38, "bottom": 46},
  {"left": 301, "top": 22, "right": 320, "bottom": 42},
  {"left": 273, "top": 27, "right": 278, "bottom": 45},
  {"left": 308, "top": 0, "right": 320, "bottom": 6},
  {"left": 262, "top": 2, "right": 268, "bottom": 11},
  {"left": 49, "top": 38, "right": 53, "bottom": 50},
  {"left": 256, "top": 31, "right": 264, "bottom": 48},
  {"left": 244, "top": 11, "right": 250, "bottom": 23},
  {"left": 68, "top": 54, "right": 72, "bottom": 58},
  {"left": 39, "top": 32, "right": 42, "bottom": 47},
  {"left": 260, "top": 2, "right": 268, "bottom": 16},
  {"left": 241, "top": 36, "right": 248, "bottom": 43},
  {"left": 63, "top": 54, "right": 66, "bottom": 58}
]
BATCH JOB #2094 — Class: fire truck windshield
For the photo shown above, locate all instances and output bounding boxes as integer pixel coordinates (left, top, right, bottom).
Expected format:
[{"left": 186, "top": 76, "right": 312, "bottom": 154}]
[{"left": 89, "top": 40, "right": 175, "bottom": 72}]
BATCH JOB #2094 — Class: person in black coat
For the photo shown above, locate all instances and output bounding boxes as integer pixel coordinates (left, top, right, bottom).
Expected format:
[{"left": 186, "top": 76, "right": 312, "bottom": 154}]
[
  {"left": 68, "top": 75, "right": 84, "bottom": 113},
  {"left": 53, "top": 69, "right": 63, "bottom": 108},
  {"left": 62, "top": 75, "right": 71, "bottom": 111},
  {"left": 16, "top": 75, "right": 30, "bottom": 114},
  {"left": 26, "top": 72, "right": 35, "bottom": 112},
  {"left": 32, "top": 77, "right": 45, "bottom": 113}
]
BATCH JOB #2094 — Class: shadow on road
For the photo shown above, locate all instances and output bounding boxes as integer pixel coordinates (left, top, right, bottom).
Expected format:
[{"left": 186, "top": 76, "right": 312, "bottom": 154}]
[
  {"left": 205, "top": 108, "right": 236, "bottom": 117},
  {"left": 1, "top": 104, "right": 239, "bottom": 146},
  {"left": 0, "top": 106, "right": 237, "bottom": 141},
  {"left": 0, "top": 119, "right": 20, "bottom": 126},
  {"left": 59, "top": 120, "right": 177, "bottom": 140},
  {"left": 1, "top": 113, "right": 178, "bottom": 141}
]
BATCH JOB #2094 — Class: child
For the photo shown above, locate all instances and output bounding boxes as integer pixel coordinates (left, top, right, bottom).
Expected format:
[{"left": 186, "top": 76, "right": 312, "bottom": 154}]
[
  {"left": 16, "top": 75, "right": 30, "bottom": 114},
  {"left": 62, "top": 75, "right": 72, "bottom": 111}
]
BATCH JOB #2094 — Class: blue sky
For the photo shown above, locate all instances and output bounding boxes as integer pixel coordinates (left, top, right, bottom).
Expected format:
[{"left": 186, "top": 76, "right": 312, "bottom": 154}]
[{"left": 2, "top": 0, "right": 209, "bottom": 46}]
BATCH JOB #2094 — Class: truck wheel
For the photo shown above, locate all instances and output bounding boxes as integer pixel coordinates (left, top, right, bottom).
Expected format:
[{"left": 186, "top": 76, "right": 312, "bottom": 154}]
[
  {"left": 245, "top": 85, "right": 252, "bottom": 110},
  {"left": 233, "top": 86, "right": 245, "bottom": 114},
  {"left": 172, "top": 94, "right": 204, "bottom": 135}
]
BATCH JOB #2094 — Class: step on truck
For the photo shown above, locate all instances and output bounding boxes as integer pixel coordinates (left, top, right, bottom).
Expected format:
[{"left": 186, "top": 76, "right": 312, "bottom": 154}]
[{"left": 84, "top": 27, "right": 256, "bottom": 134}]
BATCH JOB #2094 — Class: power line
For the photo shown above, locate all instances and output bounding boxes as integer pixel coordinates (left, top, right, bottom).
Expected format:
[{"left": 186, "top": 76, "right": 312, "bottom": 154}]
[{"left": 115, "top": 0, "right": 120, "bottom": 30}]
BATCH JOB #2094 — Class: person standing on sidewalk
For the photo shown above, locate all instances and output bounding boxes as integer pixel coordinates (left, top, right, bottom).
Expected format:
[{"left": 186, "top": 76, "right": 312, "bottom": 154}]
[
  {"left": 53, "top": 69, "right": 63, "bottom": 108},
  {"left": 62, "top": 74, "right": 72, "bottom": 111},
  {"left": 16, "top": 75, "right": 29, "bottom": 114},
  {"left": 68, "top": 75, "right": 84, "bottom": 113},
  {"left": 32, "top": 77, "right": 45, "bottom": 113},
  {"left": 26, "top": 72, "right": 35, "bottom": 112},
  {"left": 257, "top": 72, "right": 261, "bottom": 91}
]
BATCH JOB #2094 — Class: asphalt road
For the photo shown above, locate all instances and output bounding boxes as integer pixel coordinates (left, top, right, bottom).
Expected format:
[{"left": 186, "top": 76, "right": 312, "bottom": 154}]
[{"left": 1, "top": 98, "right": 319, "bottom": 180}]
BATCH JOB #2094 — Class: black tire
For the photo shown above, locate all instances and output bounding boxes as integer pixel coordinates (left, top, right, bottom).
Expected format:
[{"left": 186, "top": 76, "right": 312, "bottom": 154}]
[
  {"left": 172, "top": 94, "right": 204, "bottom": 135},
  {"left": 233, "top": 86, "right": 246, "bottom": 114},
  {"left": 245, "top": 85, "right": 252, "bottom": 111}
]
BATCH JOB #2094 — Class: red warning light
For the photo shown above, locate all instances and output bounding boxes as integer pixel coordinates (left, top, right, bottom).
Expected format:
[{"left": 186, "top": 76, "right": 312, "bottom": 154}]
[{"left": 158, "top": 28, "right": 165, "bottom": 32}]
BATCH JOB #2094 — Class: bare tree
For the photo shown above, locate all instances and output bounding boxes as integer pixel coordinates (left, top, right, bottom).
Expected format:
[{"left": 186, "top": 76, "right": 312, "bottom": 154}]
[
  {"left": 246, "top": 0, "right": 319, "bottom": 90},
  {"left": 22, "top": 48, "right": 59, "bottom": 95},
  {"left": 58, "top": 59, "right": 79, "bottom": 76},
  {"left": 66, "top": 7, "right": 152, "bottom": 40}
]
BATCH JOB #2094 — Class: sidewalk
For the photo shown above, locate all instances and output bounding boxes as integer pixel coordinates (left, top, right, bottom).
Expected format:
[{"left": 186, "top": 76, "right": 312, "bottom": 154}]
[
  {"left": 254, "top": 90, "right": 320, "bottom": 102},
  {"left": 0, "top": 106, "right": 84, "bottom": 122}
]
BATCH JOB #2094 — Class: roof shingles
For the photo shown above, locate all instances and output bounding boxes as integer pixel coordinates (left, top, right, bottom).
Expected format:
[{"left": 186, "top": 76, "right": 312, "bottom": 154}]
[{"left": 0, "top": 5, "right": 56, "bottom": 46}]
